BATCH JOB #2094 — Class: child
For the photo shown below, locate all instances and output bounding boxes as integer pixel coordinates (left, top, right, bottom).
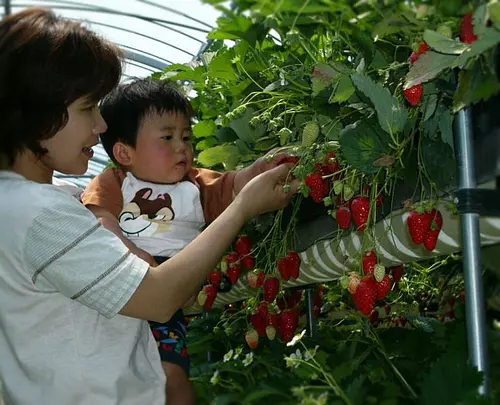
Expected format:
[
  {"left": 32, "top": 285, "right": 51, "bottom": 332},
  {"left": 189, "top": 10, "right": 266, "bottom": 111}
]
[
  {"left": 0, "top": 8, "right": 298, "bottom": 405},
  {"left": 82, "top": 78, "right": 288, "bottom": 405}
]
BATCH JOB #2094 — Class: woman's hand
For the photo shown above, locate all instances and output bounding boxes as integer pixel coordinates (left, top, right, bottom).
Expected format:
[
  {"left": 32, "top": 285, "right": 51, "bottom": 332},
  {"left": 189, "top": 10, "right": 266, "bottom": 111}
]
[{"left": 233, "top": 162, "right": 299, "bottom": 221}]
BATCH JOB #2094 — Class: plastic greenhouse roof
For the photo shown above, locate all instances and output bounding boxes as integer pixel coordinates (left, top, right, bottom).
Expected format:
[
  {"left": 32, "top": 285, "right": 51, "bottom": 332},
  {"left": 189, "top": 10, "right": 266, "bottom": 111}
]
[{"left": 1, "top": 0, "right": 223, "bottom": 188}]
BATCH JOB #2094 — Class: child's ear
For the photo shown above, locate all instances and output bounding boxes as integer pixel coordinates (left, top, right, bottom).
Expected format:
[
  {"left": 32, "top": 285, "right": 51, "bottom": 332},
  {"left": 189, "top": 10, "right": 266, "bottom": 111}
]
[{"left": 113, "top": 142, "right": 133, "bottom": 167}]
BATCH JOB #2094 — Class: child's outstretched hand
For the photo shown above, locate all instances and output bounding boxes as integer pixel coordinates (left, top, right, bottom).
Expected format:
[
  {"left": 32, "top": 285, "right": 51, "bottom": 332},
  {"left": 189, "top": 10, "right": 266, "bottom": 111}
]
[
  {"left": 233, "top": 149, "right": 297, "bottom": 195},
  {"left": 234, "top": 163, "right": 299, "bottom": 221}
]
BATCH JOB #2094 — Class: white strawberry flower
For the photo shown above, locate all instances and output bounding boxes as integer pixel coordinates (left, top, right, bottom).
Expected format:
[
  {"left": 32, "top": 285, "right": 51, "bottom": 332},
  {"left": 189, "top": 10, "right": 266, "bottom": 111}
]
[
  {"left": 210, "top": 370, "right": 220, "bottom": 385},
  {"left": 287, "top": 329, "right": 306, "bottom": 346},
  {"left": 223, "top": 349, "right": 234, "bottom": 362},
  {"left": 242, "top": 351, "right": 254, "bottom": 367}
]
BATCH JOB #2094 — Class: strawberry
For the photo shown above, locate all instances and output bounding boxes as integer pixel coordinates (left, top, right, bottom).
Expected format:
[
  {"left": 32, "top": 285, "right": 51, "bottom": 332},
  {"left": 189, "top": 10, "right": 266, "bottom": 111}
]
[
  {"left": 376, "top": 275, "right": 393, "bottom": 300},
  {"left": 266, "top": 325, "right": 276, "bottom": 340},
  {"left": 287, "top": 251, "right": 301, "bottom": 280},
  {"left": 204, "top": 285, "right": 218, "bottom": 310},
  {"left": 403, "top": 84, "right": 424, "bottom": 106},
  {"left": 279, "top": 155, "right": 300, "bottom": 165},
  {"left": 385, "top": 303, "right": 391, "bottom": 315},
  {"left": 391, "top": 265, "right": 404, "bottom": 282},
  {"left": 197, "top": 289, "right": 207, "bottom": 306},
  {"left": 407, "top": 210, "right": 432, "bottom": 245},
  {"left": 423, "top": 209, "right": 443, "bottom": 251},
  {"left": 315, "top": 163, "right": 330, "bottom": 176},
  {"left": 370, "top": 310, "right": 379, "bottom": 326},
  {"left": 314, "top": 293, "right": 322, "bottom": 318},
  {"left": 235, "top": 235, "right": 252, "bottom": 256},
  {"left": 227, "top": 266, "right": 241, "bottom": 285},
  {"left": 409, "top": 41, "right": 429, "bottom": 64},
  {"left": 280, "top": 309, "right": 299, "bottom": 343},
  {"left": 247, "top": 269, "right": 265, "bottom": 288},
  {"left": 336, "top": 206, "right": 352, "bottom": 229},
  {"left": 257, "top": 301, "right": 269, "bottom": 318},
  {"left": 278, "top": 257, "right": 290, "bottom": 281},
  {"left": 302, "top": 121, "right": 320, "bottom": 147},
  {"left": 263, "top": 277, "right": 280, "bottom": 302},
  {"left": 461, "top": 13, "right": 478, "bottom": 44},
  {"left": 352, "top": 277, "right": 377, "bottom": 316},
  {"left": 250, "top": 312, "right": 267, "bottom": 337},
  {"left": 305, "top": 172, "right": 329, "bottom": 203},
  {"left": 245, "top": 328, "right": 259, "bottom": 349},
  {"left": 325, "top": 152, "right": 339, "bottom": 173},
  {"left": 348, "top": 273, "right": 361, "bottom": 294},
  {"left": 242, "top": 255, "right": 255, "bottom": 270},
  {"left": 374, "top": 264, "right": 385, "bottom": 283},
  {"left": 350, "top": 196, "right": 370, "bottom": 231},
  {"left": 209, "top": 270, "right": 222, "bottom": 286},
  {"left": 362, "top": 251, "right": 378, "bottom": 276}
]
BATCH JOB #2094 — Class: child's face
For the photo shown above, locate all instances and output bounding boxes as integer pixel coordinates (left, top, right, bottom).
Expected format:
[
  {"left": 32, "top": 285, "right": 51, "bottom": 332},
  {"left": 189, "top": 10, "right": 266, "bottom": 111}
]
[
  {"left": 40, "top": 97, "right": 106, "bottom": 175},
  {"left": 129, "top": 111, "right": 193, "bottom": 184}
]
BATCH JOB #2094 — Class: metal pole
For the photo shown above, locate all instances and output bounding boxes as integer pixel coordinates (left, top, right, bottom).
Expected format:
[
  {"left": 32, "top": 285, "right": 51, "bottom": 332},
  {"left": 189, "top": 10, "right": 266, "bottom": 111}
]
[
  {"left": 4, "top": 0, "right": 11, "bottom": 16},
  {"left": 305, "top": 288, "right": 318, "bottom": 339},
  {"left": 454, "top": 108, "right": 490, "bottom": 396}
]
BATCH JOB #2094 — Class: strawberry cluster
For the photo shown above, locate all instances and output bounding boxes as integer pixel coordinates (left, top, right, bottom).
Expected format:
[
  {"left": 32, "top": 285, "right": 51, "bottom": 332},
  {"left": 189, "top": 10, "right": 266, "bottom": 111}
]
[
  {"left": 305, "top": 152, "right": 340, "bottom": 203},
  {"left": 407, "top": 208, "right": 443, "bottom": 251}
]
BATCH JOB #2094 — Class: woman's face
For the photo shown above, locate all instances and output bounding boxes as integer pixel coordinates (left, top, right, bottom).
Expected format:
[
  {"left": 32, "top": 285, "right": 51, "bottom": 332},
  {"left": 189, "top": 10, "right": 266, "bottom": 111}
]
[{"left": 40, "top": 98, "right": 107, "bottom": 175}]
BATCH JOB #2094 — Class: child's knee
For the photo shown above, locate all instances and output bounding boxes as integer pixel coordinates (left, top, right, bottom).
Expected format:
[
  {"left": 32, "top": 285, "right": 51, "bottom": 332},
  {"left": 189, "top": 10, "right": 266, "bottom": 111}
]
[{"left": 162, "top": 362, "right": 189, "bottom": 384}]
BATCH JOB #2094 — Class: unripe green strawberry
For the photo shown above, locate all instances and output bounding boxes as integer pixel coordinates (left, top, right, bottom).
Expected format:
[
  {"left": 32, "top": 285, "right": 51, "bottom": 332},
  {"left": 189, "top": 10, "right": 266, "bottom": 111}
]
[
  {"left": 437, "top": 25, "right": 453, "bottom": 39},
  {"left": 343, "top": 183, "right": 355, "bottom": 201},
  {"left": 374, "top": 264, "right": 386, "bottom": 283},
  {"left": 245, "top": 328, "right": 259, "bottom": 349},
  {"left": 339, "top": 275, "right": 349, "bottom": 289},
  {"left": 266, "top": 325, "right": 276, "bottom": 340},
  {"left": 197, "top": 289, "right": 207, "bottom": 306},
  {"left": 348, "top": 273, "right": 361, "bottom": 294},
  {"left": 301, "top": 122, "right": 320, "bottom": 147}
]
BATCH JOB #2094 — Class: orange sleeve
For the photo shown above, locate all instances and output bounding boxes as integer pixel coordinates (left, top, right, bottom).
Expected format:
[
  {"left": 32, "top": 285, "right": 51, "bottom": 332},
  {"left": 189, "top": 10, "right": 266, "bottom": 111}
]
[
  {"left": 191, "top": 168, "right": 237, "bottom": 224},
  {"left": 81, "top": 168, "right": 126, "bottom": 219}
]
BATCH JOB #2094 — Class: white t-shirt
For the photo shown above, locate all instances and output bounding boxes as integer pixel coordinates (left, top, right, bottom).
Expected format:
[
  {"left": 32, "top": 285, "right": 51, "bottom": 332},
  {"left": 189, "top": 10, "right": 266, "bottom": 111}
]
[
  {"left": 119, "top": 172, "right": 206, "bottom": 257},
  {"left": 0, "top": 171, "right": 166, "bottom": 405}
]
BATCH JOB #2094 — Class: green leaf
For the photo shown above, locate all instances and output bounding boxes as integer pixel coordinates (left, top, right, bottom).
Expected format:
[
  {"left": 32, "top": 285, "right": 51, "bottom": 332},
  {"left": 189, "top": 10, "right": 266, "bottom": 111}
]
[
  {"left": 195, "top": 137, "right": 219, "bottom": 151},
  {"left": 421, "top": 137, "right": 456, "bottom": 189},
  {"left": 160, "top": 64, "right": 205, "bottom": 82},
  {"left": 372, "top": 12, "right": 422, "bottom": 39},
  {"left": 346, "top": 376, "right": 367, "bottom": 405},
  {"left": 311, "top": 62, "right": 337, "bottom": 96},
  {"left": 208, "top": 49, "right": 237, "bottom": 82},
  {"left": 330, "top": 74, "right": 355, "bottom": 103},
  {"left": 193, "top": 120, "right": 217, "bottom": 138},
  {"left": 339, "top": 119, "right": 393, "bottom": 174},
  {"left": 405, "top": 51, "right": 457, "bottom": 88},
  {"left": 419, "top": 347, "right": 484, "bottom": 405},
  {"left": 438, "top": 108, "right": 454, "bottom": 153},
  {"left": 216, "top": 127, "right": 238, "bottom": 143},
  {"left": 453, "top": 62, "right": 500, "bottom": 112},
  {"left": 422, "top": 94, "right": 438, "bottom": 122},
  {"left": 473, "top": 4, "right": 488, "bottom": 38},
  {"left": 230, "top": 107, "right": 267, "bottom": 144},
  {"left": 209, "top": 14, "right": 253, "bottom": 41},
  {"left": 351, "top": 73, "right": 408, "bottom": 135},
  {"left": 197, "top": 144, "right": 240, "bottom": 169},
  {"left": 423, "top": 30, "right": 468, "bottom": 54},
  {"left": 489, "top": 2, "right": 500, "bottom": 31}
]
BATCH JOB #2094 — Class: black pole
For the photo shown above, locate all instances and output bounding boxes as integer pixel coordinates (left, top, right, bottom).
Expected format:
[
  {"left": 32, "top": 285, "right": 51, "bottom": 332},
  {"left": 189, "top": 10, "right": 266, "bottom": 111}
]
[{"left": 4, "top": 0, "right": 11, "bottom": 16}]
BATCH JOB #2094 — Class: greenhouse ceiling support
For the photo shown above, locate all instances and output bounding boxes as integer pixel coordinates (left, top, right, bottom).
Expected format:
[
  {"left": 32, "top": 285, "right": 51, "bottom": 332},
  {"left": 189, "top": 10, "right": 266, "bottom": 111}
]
[
  {"left": 454, "top": 108, "right": 490, "bottom": 396},
  {"left": 4, "top": 0, "right": 11, "bottom": 15}
]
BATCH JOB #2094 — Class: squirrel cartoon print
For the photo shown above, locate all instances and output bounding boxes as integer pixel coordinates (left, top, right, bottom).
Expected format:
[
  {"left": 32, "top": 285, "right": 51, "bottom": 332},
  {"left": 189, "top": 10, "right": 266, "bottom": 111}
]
[{"left": 119, "top": 188, "right": 175, "bottom": 237}]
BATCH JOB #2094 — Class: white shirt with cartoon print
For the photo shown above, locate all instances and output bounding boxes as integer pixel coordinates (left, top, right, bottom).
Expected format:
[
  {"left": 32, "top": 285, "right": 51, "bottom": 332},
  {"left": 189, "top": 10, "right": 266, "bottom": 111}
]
[{"left": 119, "top": 172, "right": 206, "bottom": 257}]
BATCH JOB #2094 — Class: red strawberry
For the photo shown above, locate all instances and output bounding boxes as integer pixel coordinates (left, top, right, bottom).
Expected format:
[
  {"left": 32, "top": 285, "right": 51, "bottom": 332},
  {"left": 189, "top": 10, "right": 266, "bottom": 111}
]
[
  {"left": 400, "top": 316, "right": 408, "bottom": 327},
  {"left": 403, "top": 84, "right": 424, "bottom": 107},
  {"left": 266, "top": 325, "right": 277, "bottom": 340},
  {"left": 410, "top": 41, "right": 429, "bottom": 64},
  {"left": 385, "top": 303, "right": 391, "bottom": 315},
  {"left": 461, "top": 13, "right": 478, "bottom": 44},
  {"left": 287, "top": 251, "right": 301, "bottom": 280},
  {"left": 314, "top": 293, "right": 322, "bottom": 318},
  {"left": 278, "top": 257, "right": 290, "bottom": 281},
  {"left": 209, "top": 270, "right": 222, "bottom": 286},
  {"left": 370, "top": 310, "right": 379, "bottom": 326},
  {"left": 325, "top": 152, "right": 339, "bottom": 173},
  {"left": 247, "top": 269, "right": 265, "bottom": 288},
  {"left": 227, "top": 266, "right": 241, "bottom": 285},
  {"left": 391, "top": 265, "right": 404, "bottom": 282},
  {"left": 226, "top": 252, "right": 239, "bottom": 265},
  {"left": 376, "top": 275, "right": 393, "bottom": 301},
  {"left": 250, "top": 312, "right": 267, "bottom": 337},
  {"left": 256, "top": 271, "right": 265, "bottom": 288},
  {"left": 314, "top": 163, "right": 330, "bottom": 177},
  {"left": 242, "top": 255, "right": 255, "bottom": 270},
  {"left": 352, "top": 277, "right": 377, "bottom": 316},
  {"left": 204, "top": 285, "right": 218, "bottom": 310},
  {"left": 280, "top": 309, "right": 299, "bottom": 343},
  {"left": 407, "top": 210, "right": 432, "bottom": 245},
  {"left": 263, "top": 277, "right": 280, "bottom": 302},
  {"left": 362, "top": 251, "right": 378, "bottom": 276},
  {"left": 235, "top": 235, "right": 252, "bottom": 256},
  {"left": 350, "top": 196, "right": 370, "bottom": 231},
  {"left": 423, "top": 209, "right": 443, "bottom": 251},
  {"left": 279, "top": 155, "right": 300, "bottom": 165},
  {"left": 336, "top": 206, "right": 352, "bottom": 229},
  {"left": 305, "top": 172, "right": 329, "bottom": 203},
  {"left": 245, "top": 328, "right": 259, "bottom": 349},
  {"left": 257, "top": 301, "right": 269, "bottom": 318}
]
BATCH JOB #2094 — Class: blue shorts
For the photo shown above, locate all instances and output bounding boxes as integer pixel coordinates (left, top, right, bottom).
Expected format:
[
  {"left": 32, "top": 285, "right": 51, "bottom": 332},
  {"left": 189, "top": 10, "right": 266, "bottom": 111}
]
[{"left": 149, "top": 257, "right": 190, "bottom": 375}]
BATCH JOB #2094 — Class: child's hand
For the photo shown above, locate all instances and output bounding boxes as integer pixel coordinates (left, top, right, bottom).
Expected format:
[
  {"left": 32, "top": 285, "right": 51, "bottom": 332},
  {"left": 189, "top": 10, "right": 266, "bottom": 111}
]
[{"left": 233, "top": 149, "right": 296, "bottom": 195}]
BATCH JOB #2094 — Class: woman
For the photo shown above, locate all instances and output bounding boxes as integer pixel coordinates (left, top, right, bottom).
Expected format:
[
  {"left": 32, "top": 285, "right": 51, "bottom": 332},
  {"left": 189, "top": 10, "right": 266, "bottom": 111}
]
[{"left": 0, "top": 8, "right": 298, "bottom": 405}]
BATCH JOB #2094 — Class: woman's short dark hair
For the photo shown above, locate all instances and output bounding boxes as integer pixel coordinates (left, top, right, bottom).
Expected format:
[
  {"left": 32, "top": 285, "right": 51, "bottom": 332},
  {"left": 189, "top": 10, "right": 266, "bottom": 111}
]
[{"left": 0, "top": 8, "right": 122, "bottom": 166}]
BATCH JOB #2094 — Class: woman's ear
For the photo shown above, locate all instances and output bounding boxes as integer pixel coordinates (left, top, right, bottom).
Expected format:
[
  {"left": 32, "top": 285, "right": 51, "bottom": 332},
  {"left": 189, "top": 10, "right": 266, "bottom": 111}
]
[{"left": 113, "top": 142, "right": 133, "bottom": 167}]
